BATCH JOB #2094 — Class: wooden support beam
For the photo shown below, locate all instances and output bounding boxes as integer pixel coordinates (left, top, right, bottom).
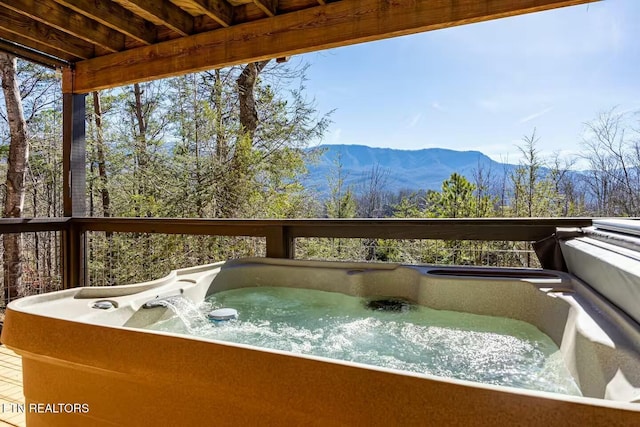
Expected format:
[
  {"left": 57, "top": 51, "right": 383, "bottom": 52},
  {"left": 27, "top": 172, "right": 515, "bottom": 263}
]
[
  {"left": 0, "top": 0, "right": 125, "bottom": 53},
  {"left": 253, "top": 0, "right": 277, "bottom": 17},
  {"left": 122, "top": 0, "right": 194, "bottom": 36},
  {"left": 71, "top": 0, "right": 598, "bottom": 93},
  {"left": 62, "top": 86, "right": 86, "bottom": 216},
  {"left": 316, "top": 0, "right": 325, "bottom": 5},
  {"left": 53, "top": 0, "right": 157, "bottom": 45},
  {"left": 0, "top": 6, "right": 95, "bottom": 59},
  {"left": 266, "top": 226, "right": 294, "bottom": 258},
  {"left": 62, "top": 85, "right": 87, "bottom": 288},
  {"left": 0, "top": 30, "right": 77, "bottom": 64},
  {"left": 182, "top": 0, "right": 233, "bottom": 28},
  {"left": 62, "top": 222, "right": 86, "bottom": 288},
  {"left": 0, "top": 39, "right": 63, "bottom": 68}
]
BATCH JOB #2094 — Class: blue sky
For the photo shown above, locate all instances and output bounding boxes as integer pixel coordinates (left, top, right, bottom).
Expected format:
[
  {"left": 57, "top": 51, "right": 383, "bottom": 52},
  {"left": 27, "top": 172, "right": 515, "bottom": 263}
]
[{"left": 298, "top": 0, "right": 639, "bottom": 165}]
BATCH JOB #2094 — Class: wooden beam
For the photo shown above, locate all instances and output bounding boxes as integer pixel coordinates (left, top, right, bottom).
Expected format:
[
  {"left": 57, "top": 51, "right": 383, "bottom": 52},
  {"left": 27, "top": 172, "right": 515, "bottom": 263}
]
[
  {"left": 266, "top": 225, "right": 294, "bottom": 258},
  {"left": 62, "top": 88, "right": 86, "bottom": 216},
  {"left": 62, "top": 86, "right": 87, "bottom": 288},
  {"left": 62, "top": 222, "right": 86, "bottom": 288},
  {"left": 0, "top": 218, "right": 70, "bottom": 234},
  {"left": 0, "top": 6, "right": 95, "bottom": 59},
  {"left": 181, "top": 0, "right": 233, "bottom": 28},
  {"left": 316, "top": 0, "right": 325, "bottom": 5},
  {"left": 71, "top": 0, "right": 598, "bottom": 93},
  {"left": 0, "top": 29, "right": 79, "bottom": 63},
  {"left": 253, "top": 0, "right": 277, "bottom": 17},
  {"left": 0, "top": 0, "right": 125, "bottom": 53},
  {"left": 71, "top": 217, "right": 593, "bottom": 242},
  {"left": 122, "top": 0, "right": 194, "bottom": 36},
  {"left": 0, "top": 39, "right": 66, "bottom": 68},
  {"left": 53, "top": 0, "right": 156, "bottom": 45}
]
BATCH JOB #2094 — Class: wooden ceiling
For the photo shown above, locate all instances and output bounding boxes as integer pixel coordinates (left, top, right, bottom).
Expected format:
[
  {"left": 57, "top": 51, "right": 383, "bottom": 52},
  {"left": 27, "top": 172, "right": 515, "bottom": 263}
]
[{"left": 0, "top": 0, "right": 599, "bottom": 94}]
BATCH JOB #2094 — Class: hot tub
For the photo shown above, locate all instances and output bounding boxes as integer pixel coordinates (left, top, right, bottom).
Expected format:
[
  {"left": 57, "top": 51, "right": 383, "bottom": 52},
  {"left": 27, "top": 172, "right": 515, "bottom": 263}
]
[{"left": 2, "top": 257, "right": 640, "bottom": 426}]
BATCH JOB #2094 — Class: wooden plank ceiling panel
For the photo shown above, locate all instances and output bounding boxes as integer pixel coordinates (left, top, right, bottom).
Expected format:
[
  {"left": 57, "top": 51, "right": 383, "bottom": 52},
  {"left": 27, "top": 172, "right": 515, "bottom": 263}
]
[
  {"left": 116, "top": 0, "right": 194, "bottom": 36},
  {"left": 53, "top": 0, "right": 157, "bottom": 45},
  {"left": 0, "top": 5, "right": 95, "bottom": 59},
  {"left": 0, "top": 0, "right": 125, "bottom": 53},
  {"left": 0, "top": 27, "right": 79, "bottom": 62},
  {"left": 0, "top": 37, "right": 73, "bottom": 67},
  {"left": 253, "top": 0, "right": 277, "bottom": 17},
  {"left": 178, "top": 0, "right": 234, "bottom": 27}
]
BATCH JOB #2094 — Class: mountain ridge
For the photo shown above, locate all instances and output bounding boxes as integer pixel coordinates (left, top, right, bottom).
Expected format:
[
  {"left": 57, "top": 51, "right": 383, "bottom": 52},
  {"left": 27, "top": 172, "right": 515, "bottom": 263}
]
[{"left": 303, "top": 144, "right": 518, "bottom": 196}]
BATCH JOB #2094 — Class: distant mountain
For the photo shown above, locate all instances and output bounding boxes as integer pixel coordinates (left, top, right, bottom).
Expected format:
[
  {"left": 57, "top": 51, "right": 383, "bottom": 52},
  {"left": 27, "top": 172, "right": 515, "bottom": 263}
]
[{"left": 303, "top": 144, "right": 517, "bottom": 196}]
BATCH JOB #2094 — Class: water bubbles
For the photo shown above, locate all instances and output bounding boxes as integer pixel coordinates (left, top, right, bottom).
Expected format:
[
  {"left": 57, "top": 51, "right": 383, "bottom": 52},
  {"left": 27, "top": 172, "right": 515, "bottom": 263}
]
[{"left": 145, "top": 287, "right": 582, "bottom": 397}]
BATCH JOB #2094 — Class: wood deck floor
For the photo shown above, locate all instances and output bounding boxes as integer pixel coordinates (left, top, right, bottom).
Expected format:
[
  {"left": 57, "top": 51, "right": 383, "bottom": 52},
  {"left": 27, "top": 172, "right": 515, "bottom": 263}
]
[{"left": 0, "top": 346, "right": 25, "bottom": 427}]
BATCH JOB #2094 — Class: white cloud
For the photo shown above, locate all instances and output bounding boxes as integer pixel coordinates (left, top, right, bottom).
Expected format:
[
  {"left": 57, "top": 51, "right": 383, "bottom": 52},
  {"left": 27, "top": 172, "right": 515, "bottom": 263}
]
[
  {"left": 431, "top": 101, "right": 446, "bottom": 112},
  {"left": 407, "top": 113, "right": 422, "bottom": 128},
  {"left": 518, "top": 106, "right": 554, "bottom": 124}
]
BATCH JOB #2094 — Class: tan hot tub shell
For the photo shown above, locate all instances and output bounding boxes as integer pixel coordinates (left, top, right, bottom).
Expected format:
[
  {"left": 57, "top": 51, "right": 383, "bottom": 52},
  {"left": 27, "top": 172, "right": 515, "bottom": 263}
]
[{"left": 2, "top": 258, "right": 640, "bottom": 426}]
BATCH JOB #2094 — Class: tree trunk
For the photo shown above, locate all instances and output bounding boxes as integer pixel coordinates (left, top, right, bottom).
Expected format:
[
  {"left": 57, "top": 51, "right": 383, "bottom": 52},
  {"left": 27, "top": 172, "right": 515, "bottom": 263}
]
[
  {"left": 220, "top": 60, "right": 270, "bottom": 217},
  {"left": 192, "top": 75, "right": 204, "bottom": 218},
  {"left": 132, "top": 83, "right": 152, "bottom": 277},
  {"left": 0, "top": 52, "right": 28, "bottom": 303},
  {"left": 92, "top": 91, "right": 114, "bottom": 284},
  {"left": 237, "top": 61, "right": 270, "bottom": 140},
  {"left": 214, "top": 69, "right": 227, "bottom": 160},
  {"left": 133, "top": 83, "right": 148, "bottom": 217},
  {"left": 93, "top": 92, "right": 111, "bottom": 219}
]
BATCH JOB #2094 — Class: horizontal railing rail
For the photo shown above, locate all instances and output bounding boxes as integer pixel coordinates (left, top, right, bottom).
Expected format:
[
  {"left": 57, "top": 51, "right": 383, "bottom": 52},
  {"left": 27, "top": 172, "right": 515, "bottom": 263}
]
[
  {"left": 0, "top": 217, "right": 594, "bottom": 289},
  {"left": 0, "top": 217, "right": 594, "bottom": 239},
  {"left": 0, "top": 218, "right": 70, "bottom": 234},
  {"left": 72, "top": 217, "right": 593, "bottom": 255}
]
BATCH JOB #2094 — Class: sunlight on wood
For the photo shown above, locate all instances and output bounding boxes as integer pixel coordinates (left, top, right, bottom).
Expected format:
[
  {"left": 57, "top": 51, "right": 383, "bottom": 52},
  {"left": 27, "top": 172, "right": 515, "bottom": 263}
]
[{"left": 0, "top": 346, "right": 25, "bottom": 427}]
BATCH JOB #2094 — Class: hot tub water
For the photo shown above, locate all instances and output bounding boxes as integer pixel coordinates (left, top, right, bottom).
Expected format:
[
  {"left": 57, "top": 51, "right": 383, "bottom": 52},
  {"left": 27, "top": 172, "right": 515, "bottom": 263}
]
[
  {"left": 144, "top": 287, "right": 582, "bottom": 396},
  {"left": 143, "top": 295, "right": 209, "bottom": 333}
]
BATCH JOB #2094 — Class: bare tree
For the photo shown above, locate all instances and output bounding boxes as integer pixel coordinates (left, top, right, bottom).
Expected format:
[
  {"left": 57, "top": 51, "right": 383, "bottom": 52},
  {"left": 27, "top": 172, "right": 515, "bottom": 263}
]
[
  {"left": 91, "top": 91, "right": 114, "bottom": 284},
  {"left": 0, "top": 52, "right": 28, "bottom": 303},
  {"left": 471, "top": 160, "right": 496, "bottom": 217},
  {"left": 497, "top": 154, "right": 511, "bottom": 217},
  {"left": 92, "top": 92, "right": 111, "bottom": 219},
  {"left": 548, "top": 152, "right": 582, "bottom": 216},
  {"left": 355, "top": 163, "right": 390, "bottom": 260},
  {"left": 356, "top": 162, "right": 389, "bottom": 218},
  {"left": 581, "top": 109, "right": 640, "bottom": 216}
]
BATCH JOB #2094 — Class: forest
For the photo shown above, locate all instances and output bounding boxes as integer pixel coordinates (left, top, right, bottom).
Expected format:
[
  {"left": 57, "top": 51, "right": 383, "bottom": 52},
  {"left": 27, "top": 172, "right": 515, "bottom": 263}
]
[{"left": 1, "top": 56, "right": 639, "bottom": 305}]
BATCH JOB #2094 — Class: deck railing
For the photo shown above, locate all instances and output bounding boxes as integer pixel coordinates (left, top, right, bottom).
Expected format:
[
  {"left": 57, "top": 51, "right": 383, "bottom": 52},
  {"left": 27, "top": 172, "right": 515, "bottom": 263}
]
[{"left": 0, "top": 217, "right": 592, "bottom": 302}]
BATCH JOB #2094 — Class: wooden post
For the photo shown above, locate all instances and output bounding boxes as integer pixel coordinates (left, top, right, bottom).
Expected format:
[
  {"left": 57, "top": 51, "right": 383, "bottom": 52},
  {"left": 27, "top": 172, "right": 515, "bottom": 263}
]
[
  {"left": 265, "top": 225, "right": 294, "bottom": 259},
  {"left": 62, "top": 68, "right": 87, "bottom": 288}
]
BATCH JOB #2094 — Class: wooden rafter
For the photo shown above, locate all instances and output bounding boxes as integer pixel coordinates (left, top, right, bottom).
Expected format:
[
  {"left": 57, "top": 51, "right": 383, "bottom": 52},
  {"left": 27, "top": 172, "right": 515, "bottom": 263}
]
[
  {"left": 68, "top": 0, "right": 598, "bottom": 93},
  {"left": 120, "top": 0, "right": 194, "bottom": 36},
  {"left": 0, "top": 0, "right": 125, "bottom": 53},
  {"left": 0, "top": 28, "right": 79, "bottom": 62},
  {"left": 0, "top": 38, "right": 70, "bottom": 68},
  {"left": 253, "top": 0, "right": 277, "bottom": 17},
  {"left": 0, "top": 6, "right": 94, "bottom": 59},
  {"left": 181, "top": 0, "right": 233, "bottom": 28},
  {"left": 53, "top": 0, "right": 156, "bottom": 45}
]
